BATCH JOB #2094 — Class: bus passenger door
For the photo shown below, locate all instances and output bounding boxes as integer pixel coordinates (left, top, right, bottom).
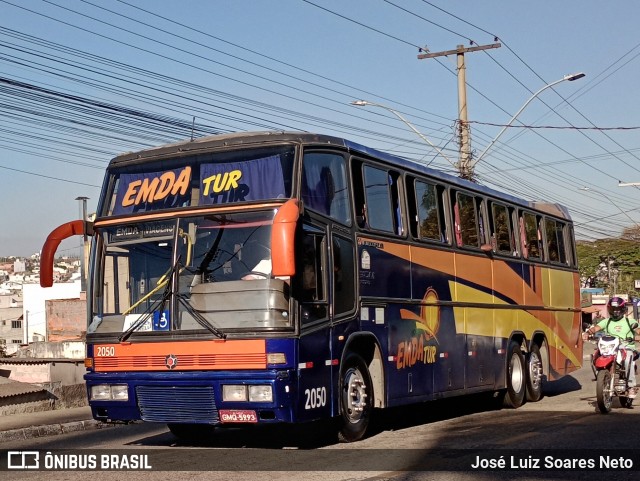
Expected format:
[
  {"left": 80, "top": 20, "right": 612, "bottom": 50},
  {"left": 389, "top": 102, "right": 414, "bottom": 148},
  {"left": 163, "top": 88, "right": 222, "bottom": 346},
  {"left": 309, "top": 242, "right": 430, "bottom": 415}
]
[{"left": 295, "top": 224, "right": 333, "bottom": 422}]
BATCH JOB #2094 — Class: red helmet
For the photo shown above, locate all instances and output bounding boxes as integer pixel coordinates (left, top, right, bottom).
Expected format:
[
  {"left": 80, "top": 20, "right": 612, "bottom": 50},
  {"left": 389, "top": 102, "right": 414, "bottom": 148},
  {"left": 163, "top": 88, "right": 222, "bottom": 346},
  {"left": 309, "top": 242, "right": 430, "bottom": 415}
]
[{"left": 607, "top": 296, "right": 627, "bottom": 321}]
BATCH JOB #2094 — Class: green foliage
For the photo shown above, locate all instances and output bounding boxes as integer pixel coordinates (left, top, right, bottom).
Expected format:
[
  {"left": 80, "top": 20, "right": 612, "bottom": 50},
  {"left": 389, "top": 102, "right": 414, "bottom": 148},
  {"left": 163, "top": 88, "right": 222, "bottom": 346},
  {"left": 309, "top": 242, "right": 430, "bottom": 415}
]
[{"left": 577, "top": 236, "right": 640, "bottom": 296}]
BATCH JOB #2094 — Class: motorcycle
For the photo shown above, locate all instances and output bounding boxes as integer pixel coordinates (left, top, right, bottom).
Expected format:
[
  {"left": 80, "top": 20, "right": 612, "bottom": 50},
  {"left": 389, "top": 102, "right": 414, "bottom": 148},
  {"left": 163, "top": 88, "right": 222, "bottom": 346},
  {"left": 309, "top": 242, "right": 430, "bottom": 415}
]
[{"left": 588, "top": 333, "right": 637, "bottom": 413}]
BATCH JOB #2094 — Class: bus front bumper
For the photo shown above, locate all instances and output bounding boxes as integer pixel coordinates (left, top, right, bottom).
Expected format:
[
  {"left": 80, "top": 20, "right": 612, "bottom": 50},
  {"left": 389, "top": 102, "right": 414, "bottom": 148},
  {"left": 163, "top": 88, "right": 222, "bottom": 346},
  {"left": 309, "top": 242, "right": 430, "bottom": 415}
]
[{"left": 84, "top": 369, "right": 296, "bottom": 425}]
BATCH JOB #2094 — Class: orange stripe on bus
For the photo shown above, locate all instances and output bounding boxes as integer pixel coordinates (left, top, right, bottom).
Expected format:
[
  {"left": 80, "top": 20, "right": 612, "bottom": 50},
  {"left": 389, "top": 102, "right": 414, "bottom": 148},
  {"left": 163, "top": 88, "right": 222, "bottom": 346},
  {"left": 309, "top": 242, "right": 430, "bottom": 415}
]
[
  {"left": 94, "top": 202, "right": 283, "bottom": 227},
  {"left": 93, "top": 339, "right": 266, "bottom": 372}
]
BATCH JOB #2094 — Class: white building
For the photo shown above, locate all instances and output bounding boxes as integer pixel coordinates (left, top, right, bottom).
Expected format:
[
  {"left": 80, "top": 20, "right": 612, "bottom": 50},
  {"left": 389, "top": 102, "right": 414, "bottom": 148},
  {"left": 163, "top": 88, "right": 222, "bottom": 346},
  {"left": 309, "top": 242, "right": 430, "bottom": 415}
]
[
  {"left": 0, "top": 293, "right": 24, "bottom": 355},
  {"left": 13, "top": 259, "right": 26, "bottom": 273},
  {"left": 22, "top": 281, "right": 81, "bottom": 343}
]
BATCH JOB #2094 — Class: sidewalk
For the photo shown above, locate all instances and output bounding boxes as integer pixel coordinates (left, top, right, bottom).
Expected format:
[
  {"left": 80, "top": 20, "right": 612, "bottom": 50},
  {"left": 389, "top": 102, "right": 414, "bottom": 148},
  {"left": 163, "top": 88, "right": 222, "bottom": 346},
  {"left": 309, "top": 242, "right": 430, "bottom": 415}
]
[{"left": 0, "top": 406, "right": 102, "bottom": 443}]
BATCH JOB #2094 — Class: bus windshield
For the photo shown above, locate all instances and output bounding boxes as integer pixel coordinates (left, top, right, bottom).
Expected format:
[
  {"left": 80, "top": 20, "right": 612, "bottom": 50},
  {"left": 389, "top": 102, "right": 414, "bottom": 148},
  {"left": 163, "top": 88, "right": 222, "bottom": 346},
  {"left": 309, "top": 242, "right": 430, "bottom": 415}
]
[{"left": 90, "top": 210, "right": 292, "bottom": 337}]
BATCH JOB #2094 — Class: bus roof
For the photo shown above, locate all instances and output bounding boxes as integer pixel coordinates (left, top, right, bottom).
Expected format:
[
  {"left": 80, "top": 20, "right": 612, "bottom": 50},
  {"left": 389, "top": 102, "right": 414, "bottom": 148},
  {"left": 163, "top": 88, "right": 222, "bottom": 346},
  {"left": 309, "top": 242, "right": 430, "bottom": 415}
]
[{"left": 111, "top": 131, "right": 572, "bottom": 221}]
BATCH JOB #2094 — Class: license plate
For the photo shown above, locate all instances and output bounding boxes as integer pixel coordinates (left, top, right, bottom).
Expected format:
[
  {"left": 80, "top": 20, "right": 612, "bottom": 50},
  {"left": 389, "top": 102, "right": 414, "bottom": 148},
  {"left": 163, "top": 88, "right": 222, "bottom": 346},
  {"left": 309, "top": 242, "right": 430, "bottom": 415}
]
[{"left": 219, "top": 409, "right": 258, "bottom": 423}]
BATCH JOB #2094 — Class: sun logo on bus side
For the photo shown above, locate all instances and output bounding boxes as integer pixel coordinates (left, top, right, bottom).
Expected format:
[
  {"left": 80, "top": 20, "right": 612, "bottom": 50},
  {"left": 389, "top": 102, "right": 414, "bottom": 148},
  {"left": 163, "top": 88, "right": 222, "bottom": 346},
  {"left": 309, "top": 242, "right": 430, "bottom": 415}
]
[
  {"left": 419, "top": 288, "right": 440, "bottom": 342},
  {"left": 399, "top": 287, "right": 440, "bottom": 342}
]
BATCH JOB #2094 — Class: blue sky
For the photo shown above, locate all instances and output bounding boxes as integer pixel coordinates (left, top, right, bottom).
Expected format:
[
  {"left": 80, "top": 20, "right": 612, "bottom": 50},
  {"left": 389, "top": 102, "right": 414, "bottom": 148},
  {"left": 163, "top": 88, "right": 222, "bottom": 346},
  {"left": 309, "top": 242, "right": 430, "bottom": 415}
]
[{"left": 1, "top": 0, "right": 640, "bottom": 256}]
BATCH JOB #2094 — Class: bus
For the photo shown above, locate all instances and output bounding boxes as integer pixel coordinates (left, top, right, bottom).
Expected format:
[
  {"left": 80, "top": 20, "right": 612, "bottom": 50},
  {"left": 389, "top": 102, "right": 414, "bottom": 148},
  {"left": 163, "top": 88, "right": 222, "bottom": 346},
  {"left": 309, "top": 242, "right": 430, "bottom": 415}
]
[{"left": 40, "top": 131, "right": 582, "bottom": 442}]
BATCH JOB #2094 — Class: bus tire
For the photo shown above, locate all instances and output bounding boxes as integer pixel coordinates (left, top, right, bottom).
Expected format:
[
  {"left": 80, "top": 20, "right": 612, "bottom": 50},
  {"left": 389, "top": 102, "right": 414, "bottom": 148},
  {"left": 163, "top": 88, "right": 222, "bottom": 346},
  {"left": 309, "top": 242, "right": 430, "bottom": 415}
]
[
  {"left": 525, "top": 343, "right": 544, "bottom": 402},
  {"left": 167, "top": 423, "right": 215, "bottom": 442},
  {"left": 503, "top": 341, "right": 526, "bottom": 408},
  {"left": 337, "top": 353, "right": 373, "bottom": 442}
]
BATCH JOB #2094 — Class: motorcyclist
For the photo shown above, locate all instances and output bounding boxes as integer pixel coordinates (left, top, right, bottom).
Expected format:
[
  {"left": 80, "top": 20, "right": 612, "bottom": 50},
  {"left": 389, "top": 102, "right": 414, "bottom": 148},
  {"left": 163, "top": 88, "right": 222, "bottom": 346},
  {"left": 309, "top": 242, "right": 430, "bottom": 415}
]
[{"left": 583, "top": 296, "right": 640, "bottom": 398}]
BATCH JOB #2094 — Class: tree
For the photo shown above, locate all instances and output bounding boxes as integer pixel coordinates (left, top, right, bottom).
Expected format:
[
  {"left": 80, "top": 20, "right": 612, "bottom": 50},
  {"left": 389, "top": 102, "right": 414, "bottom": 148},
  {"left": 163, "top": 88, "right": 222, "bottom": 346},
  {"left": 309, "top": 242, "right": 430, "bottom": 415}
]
[{"left": 576, "top": 237, "right": 640, "bottom": 296}]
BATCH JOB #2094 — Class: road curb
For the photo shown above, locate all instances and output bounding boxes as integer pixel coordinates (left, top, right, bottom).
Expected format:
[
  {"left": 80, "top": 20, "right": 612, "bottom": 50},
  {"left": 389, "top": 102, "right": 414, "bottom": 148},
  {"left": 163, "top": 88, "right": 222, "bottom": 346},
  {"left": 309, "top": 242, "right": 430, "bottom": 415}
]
[{"left": 0, "top": 419, "right": 113, "bottom": 443}]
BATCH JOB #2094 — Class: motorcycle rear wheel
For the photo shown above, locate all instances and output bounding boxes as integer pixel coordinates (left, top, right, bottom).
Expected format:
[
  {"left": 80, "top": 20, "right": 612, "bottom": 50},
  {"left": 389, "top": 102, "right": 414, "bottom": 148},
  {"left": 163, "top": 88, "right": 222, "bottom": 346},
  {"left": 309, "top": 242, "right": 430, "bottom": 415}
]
[{"left": 596, "top": 370, "right": 613, "bottom": 413}]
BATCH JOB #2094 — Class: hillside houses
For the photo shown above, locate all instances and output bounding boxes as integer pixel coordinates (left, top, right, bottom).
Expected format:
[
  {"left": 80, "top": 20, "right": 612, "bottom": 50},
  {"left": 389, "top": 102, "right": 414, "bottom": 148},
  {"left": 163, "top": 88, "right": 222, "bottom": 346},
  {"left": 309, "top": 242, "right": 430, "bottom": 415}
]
[{"left": 0, "top": 256, "right": 83, "bottom": 356}]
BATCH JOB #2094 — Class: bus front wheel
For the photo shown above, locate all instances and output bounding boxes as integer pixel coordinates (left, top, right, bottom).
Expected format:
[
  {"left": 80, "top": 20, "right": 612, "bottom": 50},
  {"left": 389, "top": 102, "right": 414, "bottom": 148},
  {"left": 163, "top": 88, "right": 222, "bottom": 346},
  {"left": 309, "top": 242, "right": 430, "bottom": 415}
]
[{"left": 337, "top": 353, "right": 373, "bottom": 442}]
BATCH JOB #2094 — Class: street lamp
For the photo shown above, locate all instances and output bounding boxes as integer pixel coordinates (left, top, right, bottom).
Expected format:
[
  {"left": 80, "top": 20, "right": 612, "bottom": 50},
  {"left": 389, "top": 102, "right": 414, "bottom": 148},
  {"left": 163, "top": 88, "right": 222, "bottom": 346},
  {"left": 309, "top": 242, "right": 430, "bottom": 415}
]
[
  {"left": 350, "top": 100, "right": 456, "bottom": 169},
  {"left": 580, "top": 187, "right": 638, "bottom": 227},
  {"left": 474, "top": 72, "right": 586, "bottom": 165}
]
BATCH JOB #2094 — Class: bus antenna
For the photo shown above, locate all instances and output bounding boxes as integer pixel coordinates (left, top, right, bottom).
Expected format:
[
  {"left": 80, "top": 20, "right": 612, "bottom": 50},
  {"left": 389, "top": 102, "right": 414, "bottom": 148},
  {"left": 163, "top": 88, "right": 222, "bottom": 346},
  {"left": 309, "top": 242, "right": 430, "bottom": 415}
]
[{"left": 190, "top": 116, "right": 196, "bottom": 141}]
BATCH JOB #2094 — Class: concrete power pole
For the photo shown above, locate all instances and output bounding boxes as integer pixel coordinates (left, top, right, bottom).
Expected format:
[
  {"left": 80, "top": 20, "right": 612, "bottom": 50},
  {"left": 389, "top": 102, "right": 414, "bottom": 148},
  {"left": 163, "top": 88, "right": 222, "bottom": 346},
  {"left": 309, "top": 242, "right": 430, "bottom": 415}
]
[{"left": 418, "top": 43, "right": 501, "bottom": 180}]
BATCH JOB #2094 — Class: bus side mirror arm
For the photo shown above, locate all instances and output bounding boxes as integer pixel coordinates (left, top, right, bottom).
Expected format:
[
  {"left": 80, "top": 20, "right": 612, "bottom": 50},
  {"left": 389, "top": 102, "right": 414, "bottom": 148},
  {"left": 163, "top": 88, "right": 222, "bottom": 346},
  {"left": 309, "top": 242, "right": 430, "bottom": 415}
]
[
  {"left": 271, "top": 199, "right": 300, "bottom": 277},
  {"left": 40, "top": 220, "right": 92, "bottom": 287}
]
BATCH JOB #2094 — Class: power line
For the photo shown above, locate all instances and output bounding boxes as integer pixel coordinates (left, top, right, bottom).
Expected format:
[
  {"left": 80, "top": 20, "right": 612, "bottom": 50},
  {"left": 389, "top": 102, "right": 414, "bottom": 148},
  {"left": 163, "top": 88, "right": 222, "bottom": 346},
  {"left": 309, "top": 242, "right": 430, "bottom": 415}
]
[
  {"left": 0, "top": 164, "right": 100, "bottom": 187},
  {"left": 469, "top": 121, "right": 640, "bottom": 131}
]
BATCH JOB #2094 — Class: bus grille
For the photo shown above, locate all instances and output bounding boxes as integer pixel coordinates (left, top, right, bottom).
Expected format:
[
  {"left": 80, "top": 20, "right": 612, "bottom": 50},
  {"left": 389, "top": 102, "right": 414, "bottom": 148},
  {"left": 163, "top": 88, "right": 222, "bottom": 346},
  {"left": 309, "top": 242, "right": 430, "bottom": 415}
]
[{"left": 136, "top": 385, "right": 219, "bottom": 424}]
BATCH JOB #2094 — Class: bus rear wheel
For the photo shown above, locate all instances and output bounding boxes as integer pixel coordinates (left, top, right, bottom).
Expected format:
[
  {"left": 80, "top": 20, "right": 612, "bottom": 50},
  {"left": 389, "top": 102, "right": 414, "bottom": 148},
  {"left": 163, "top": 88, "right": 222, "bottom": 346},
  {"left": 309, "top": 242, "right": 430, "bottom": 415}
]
[
  {"left": 525, "top": 343, "right": 544, "bottom": 402},
  {"left": 502, "top": 341, "right": 526, "bottom": 408},
  {"left": 337, "top": 353, "right": 373, "bottom": 442}
]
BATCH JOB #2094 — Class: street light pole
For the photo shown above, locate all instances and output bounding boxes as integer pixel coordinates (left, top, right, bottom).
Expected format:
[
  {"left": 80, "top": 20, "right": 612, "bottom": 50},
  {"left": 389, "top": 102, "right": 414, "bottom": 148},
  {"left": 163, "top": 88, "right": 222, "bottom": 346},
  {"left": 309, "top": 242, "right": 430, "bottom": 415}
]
[
  {"left": 350, "top": 100, "right": 456, "bottom": 169},
  {"left": 75, "top": 196, "right": 89, "bottom": 292},
  {"left": 474, "top": 72, "right": 586, "bottom": 166}
]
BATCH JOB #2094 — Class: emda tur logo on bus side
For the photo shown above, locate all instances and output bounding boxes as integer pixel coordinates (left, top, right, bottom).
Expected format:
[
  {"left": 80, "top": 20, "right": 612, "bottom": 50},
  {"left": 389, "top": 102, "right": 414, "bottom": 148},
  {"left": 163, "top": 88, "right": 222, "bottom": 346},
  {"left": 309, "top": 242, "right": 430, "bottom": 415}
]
[{"left": 165, "top": 354, "right": 178, "bottom": 370}]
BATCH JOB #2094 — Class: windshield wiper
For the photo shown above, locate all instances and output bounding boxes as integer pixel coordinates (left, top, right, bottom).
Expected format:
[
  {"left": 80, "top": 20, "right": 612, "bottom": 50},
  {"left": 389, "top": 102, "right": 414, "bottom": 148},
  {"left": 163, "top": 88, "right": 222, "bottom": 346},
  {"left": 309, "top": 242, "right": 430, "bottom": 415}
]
[
  {"left": 119, "top": 256, "right": 226, "bottom": 342},
  {"left": 176, "top": 295, "right": 226, "bottom": 340},
  {"left": 118, "top": 257, "right": 181, "bottom": 343},
  {"left": 196, "top": 228, "right": 224, "bottom": 281}
]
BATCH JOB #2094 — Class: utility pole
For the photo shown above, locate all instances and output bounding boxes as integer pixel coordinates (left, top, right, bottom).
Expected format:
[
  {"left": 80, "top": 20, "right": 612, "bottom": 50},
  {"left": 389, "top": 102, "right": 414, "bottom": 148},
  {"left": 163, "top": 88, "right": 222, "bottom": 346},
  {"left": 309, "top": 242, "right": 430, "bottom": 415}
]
[{"left": 418, "top": 43, "right": 501, "bottom": 180}]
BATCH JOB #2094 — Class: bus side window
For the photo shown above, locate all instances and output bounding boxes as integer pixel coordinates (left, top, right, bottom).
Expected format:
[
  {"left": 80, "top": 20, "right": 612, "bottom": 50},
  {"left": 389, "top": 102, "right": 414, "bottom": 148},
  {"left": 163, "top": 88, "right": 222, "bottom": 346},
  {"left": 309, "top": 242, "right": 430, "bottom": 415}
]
[
  {"left": 301, "top": 152, "right": 351, "bottom": 224},
  {"left": 333, "top": 236, "right": 356, "bottom": 316},
  {"left": 544, "top": 218, "right": 559, "bottom": 262},
  {"left": 410, "top": 178, "right": 446, "bottom": 243},
  {"left": 454, "top": 191, "right": 479, "bottom": 248},
  {"left": 519, "top": 215, "right": 528, "bottom": 258},
  {"left": 521, "top": 211, "right": 543, "bottom": 260},
  {"left": 490, "top": 202, "right": 515, "bottom": 255},
  {"left": 568, "top": 224, "right": 578, "bottom": 267},
  {"left": 351, "top": 159, "right": 367, "bottom": 228},
  {"left": 297, "top": 228, "right": 327, "bottom": 325},
  {"left": 362, "top": 165, "right": 395, "bottom": 234},
  {"left": 388, "top": 172, "right": 403, "bottom": 235},
  {"left": 545, "top": 218, "right": 568, "bottom": 264}
]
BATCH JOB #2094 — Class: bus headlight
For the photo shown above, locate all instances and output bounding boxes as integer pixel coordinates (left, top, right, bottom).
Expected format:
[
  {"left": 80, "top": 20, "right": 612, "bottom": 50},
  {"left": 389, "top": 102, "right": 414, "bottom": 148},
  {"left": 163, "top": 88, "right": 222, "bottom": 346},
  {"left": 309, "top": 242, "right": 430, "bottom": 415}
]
[
  {"left": 111, "top": 385, "right": 129, "bottom": 401},
  {"left": 90, "top": 384, "right": 129, "bottom": 401},
  {"left": 90, "top": 385, "right": 111, "bottom": 400},
  {"left": 222, "top": 385, "right": 247, "bottom": 401},
  {"left": 249, "top": 385, "right": 273, "bottom": 402},
  {"left": 222, "top": 385, "right": 273, "bottom": 402}
]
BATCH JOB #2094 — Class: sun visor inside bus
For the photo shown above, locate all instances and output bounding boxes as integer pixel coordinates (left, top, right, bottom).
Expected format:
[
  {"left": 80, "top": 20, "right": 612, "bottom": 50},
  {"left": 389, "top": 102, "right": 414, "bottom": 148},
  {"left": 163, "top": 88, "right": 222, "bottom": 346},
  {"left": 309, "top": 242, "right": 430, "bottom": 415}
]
[{"left": 111, "top": 156, "right": 286, "bottom": 216}]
